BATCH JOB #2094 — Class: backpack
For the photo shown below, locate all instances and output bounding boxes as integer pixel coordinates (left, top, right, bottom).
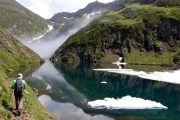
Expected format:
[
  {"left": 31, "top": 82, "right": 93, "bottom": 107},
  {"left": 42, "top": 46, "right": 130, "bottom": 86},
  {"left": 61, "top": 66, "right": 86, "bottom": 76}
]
[{"left": 14, "top": 80, "right": 23, "bottom": 95}]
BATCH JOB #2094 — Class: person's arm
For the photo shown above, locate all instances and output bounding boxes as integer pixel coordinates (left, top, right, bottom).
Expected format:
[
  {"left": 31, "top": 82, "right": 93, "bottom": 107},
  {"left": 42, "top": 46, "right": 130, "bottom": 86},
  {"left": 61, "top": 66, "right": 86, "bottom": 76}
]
[
  {"left": 11, "top": 80, "right": 16, "bottom": 89},
  {"left": 22, "top": 80, "right": 26, "bottom": 90}
]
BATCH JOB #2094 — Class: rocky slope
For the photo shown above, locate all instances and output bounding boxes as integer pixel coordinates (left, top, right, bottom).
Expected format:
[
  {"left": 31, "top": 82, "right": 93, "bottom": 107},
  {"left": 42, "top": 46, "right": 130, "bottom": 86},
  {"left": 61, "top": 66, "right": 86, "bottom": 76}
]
[
  {"left": 0, "top": 26, "right": 53, "bottom": 119},
  {"left": 42, "top": 1, "right": 108, "bottom": 41},
  {"left": 0, "top": 0, "right": 48, "bottom": 38},
  {"left": 51, "top": 2, "right": 180, "bottom": 66}
]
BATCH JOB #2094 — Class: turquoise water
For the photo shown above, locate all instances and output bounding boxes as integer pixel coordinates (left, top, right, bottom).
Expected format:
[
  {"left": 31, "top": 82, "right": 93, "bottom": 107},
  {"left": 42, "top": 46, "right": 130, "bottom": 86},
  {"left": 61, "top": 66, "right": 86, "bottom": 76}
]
[{"left": 26, "top": 61, "right": 180, "bottom": 120}]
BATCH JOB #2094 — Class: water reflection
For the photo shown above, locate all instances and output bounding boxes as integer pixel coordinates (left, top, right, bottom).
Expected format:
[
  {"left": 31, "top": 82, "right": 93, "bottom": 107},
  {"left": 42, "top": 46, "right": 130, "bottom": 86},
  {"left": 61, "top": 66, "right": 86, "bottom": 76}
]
[
  {"left": 26, "top": 61, "right": 113, "bottom": 120},
  {"left": 26, "top": 61, "right": 180, "bottom": 120},
  {"left": 55, "top": 64, "right": 180, "bottom": 119},
  {"left": 39, "top": 95, "right": 113, "bottom": 120}
]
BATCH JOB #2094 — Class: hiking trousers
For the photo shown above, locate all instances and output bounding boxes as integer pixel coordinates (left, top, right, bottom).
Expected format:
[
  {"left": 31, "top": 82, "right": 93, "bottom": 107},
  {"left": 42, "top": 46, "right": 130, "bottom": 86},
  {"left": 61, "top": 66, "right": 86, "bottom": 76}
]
[{"left": 14, "top": 93, "right": 23, "bottom": 110}]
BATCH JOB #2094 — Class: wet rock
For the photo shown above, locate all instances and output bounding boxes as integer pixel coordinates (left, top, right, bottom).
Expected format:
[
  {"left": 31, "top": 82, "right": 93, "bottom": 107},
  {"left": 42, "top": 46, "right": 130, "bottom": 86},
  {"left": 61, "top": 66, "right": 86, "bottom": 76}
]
[{"left": 33, "top": 88, "right": 39, "bottom": 94}]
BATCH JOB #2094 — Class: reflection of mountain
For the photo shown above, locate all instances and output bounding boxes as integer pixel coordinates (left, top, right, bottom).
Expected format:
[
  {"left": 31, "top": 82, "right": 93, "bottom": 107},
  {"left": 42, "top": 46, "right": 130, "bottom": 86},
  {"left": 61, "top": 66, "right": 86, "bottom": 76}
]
[
  {"left": 38, "top": 95, "right": 113, "bottom": 120},
  {"left": 26, "top": 61, "right": 87, "bottom": 107}
]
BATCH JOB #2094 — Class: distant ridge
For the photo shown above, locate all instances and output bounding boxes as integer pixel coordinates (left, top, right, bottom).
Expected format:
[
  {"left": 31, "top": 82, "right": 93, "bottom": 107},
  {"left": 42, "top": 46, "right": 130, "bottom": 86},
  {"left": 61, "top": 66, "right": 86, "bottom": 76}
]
[{"left": 0, "top": 0, "right": 48, "bottom": 38}]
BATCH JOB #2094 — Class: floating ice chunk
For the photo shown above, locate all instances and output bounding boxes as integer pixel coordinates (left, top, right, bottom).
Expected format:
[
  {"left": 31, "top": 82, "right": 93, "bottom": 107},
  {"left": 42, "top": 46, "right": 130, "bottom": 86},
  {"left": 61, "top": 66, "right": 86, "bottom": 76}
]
[
  {"left": 93, "top": 68, "right": 180, "bottom": 84},
  {"left": 139, "top": 70, "right": 180, "bottom": 84},
  {"left": 94, "top": 69, "right": 147, "bottom": 76},
  {"left": 88, "top": 96, "right": 168, "bottom": 110},
  {"left": 100, "top": 81, "right": 107, "bottom": 84}
]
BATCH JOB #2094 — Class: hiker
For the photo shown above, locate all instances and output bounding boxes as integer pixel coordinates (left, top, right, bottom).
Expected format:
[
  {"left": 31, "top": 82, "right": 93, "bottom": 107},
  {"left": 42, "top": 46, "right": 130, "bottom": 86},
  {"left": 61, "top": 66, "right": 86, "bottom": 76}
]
[{"left": 11, "top": 73, "right": 26, "bottom": 115}]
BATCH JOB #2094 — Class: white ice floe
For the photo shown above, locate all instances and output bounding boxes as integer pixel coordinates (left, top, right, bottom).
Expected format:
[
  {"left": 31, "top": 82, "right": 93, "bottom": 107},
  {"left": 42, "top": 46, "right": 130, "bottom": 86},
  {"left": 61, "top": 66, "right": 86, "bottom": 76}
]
[
  {"left": 139, "top": 70, "right": 180, "bottom": 84},
  {"left": 100, "top": 81, "right": 107, "bottom": 84},
  {"left": 88, "top": 96, "right": 167, "bottom": 110},
  {"left": 30, "top": 25, "right": 53, "bottom": 42},
  {"left": 94, "top": 69, "right": 147, "bottom": 76},
  {"left": 94, "top": 68, "right": 180, "bottom": 85}
]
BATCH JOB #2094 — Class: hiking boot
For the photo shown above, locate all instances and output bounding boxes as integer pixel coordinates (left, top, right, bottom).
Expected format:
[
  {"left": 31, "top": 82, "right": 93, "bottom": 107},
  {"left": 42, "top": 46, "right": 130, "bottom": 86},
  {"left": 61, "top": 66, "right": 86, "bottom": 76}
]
[{"left": 18, "top": 110, "right": 21, "bottom": 115}]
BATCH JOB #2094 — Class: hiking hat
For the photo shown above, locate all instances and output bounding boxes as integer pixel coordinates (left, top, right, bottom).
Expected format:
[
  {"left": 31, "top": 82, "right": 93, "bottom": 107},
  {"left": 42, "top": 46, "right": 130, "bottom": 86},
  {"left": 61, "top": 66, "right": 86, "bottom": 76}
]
[{"left": 18, "top": 73, "right": 23, "bottom": 79}]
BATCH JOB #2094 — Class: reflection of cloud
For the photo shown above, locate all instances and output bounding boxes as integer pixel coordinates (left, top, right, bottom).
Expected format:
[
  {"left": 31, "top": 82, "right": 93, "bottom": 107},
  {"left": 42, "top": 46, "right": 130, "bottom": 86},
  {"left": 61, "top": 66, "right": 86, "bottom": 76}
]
[
  {"left": 94, "top": 69, "right": 180, "bottom": 84},
  {"left": 31, "top": 73, "right": 44, "bottom": 81},
  {"left": 31, "top": 61, "right": 88, "bottom": 105},
  {"left": 16, "top": 0, "right": 114, "bottom": 19},
  {"left": 38, "top": 95, "right": 114, "bottom": 120},
  {"left": 88, "top": 95, "right": 167, "bottom": 109}
]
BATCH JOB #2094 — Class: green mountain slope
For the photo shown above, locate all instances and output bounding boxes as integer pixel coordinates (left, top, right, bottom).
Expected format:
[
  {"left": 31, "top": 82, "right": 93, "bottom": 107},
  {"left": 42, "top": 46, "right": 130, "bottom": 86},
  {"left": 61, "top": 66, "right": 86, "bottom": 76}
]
[
  {"left": 0, "top": 0, "right": 48, "bottom": 38},
  {"left": 51, "top": 3, "right": 180, "bottom": 66},
  {"left": 0, "top": 26, "right": 53, "bottom": 119}
]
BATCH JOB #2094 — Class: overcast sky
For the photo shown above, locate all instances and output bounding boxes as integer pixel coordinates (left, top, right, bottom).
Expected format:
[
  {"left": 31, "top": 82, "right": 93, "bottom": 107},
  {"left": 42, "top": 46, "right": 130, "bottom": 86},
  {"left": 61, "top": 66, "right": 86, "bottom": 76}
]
[{"left": 16, "top": 0, "right": 114, "bottom": 19}]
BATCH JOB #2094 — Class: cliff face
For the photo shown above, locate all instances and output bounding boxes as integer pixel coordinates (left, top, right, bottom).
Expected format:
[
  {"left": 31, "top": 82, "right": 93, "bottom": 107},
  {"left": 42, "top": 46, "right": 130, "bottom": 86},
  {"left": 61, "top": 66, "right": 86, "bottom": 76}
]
[
  {"left": 0, "top": 0, "right": 48, "bottom": 38},
  {"left": 51, "top": 4, "right": 180, "bottom": 66}
]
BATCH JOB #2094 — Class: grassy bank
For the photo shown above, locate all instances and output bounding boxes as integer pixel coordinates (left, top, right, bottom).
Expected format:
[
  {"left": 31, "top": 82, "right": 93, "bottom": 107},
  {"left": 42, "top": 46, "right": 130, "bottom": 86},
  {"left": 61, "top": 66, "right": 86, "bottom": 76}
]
[
  {"left": 0, "top": 70, "right": 54, "bottom": 119},
  {"left": 0, "top": 52, "right": 54, "bottom": 119}
]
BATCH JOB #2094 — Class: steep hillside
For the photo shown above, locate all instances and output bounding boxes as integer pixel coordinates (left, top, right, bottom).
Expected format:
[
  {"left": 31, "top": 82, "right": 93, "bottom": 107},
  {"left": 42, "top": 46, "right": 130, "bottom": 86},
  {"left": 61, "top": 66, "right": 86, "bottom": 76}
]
[
  {"left": 0, "top": 26, "right": 53, "bottom": 119},
  {"left": 0, "top": 0, "right": 48, "bottom": 38},
  {"left": 51, "top": 3, "right": 180, "bottom": 66}
]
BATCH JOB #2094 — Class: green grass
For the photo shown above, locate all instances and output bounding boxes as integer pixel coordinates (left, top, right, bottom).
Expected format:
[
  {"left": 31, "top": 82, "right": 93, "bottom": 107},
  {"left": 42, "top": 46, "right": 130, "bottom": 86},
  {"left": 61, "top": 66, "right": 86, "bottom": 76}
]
[
  {"left": 122, "top": 4, "right": 180, "bottom": 21},
  {"left": 155, "top": 0, "right": 180, "bottom": 6},
  {"left": 0, "top": 49, "right": 53, "bottom": 119},
  {"left": 24, "top": 85, "right": 53, "bottom": 119},
  {"left": 0, "top": 0, "right": 48, "bottom": 37},
  {"left": 125, "top": 49, "right": 176, "bottom": 65},
  {"left": 102, "top": 4, "right": 180, "bottom": 26},
  {"left": 0, "top": 69, "right": 54, "bottom": 119},
  {"left": 0, "top": 70, "right": 12, "bottom": 119}
]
